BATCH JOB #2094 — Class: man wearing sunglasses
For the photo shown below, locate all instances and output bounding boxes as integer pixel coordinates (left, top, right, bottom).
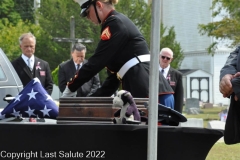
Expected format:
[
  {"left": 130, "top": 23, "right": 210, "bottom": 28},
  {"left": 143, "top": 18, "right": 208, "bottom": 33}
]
[{"left": 159, "top": 48, "right": 183, "bottom": 113}]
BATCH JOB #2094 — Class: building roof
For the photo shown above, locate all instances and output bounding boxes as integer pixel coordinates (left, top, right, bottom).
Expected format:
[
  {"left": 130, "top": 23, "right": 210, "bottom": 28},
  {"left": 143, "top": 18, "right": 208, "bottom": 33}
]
[{"left": 178, "top": 69, "right": 198, "bottom": 76}]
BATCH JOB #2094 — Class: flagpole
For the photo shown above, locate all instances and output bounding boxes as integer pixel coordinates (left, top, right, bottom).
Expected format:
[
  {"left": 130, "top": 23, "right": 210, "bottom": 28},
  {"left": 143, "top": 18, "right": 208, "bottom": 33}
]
[{"left": 147, "top": 0, "right": 161, "bottom": 160}]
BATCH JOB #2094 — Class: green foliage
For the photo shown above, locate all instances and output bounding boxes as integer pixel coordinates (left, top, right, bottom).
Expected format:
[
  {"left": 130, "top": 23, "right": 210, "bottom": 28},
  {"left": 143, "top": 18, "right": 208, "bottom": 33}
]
[
  {"left": 206, "top": 143, "right": 240, "bottom": 160},
  {"left": 160, "top": 23, "right": 184, "bottom": 69},
  {"left": 34, "top": 30, "right": 63, "bottom": 71},
  {"left": 36, "top": 0, "right": 99, "bottom": 70},
  {"left": 52, "top": 65, "right": 59, "bottom": 86},
  {"left": 0, "top": 0, "right": 21, "bottom": 27},
  {"left": 14, "top": 0, "right": 35, "bottom": 23},
  {"left": 116, "top": 0, "right": 183, "bottom": 69},
  {"left": 116, "top": 0, "right": 151, "bottom": 45},
  {"left": 198, "top": 0, "right": 240, "bottom": 53},
  {"left": 37, "top": 0, "right": 99, "bottom": 57},
  {"left": 0, "top": 20, "right": 41, "bottom": 60},
  {"left": 0, "top": 0, "right": 183, "bottom": 83},
  {"left": 0, "top": 20, "right": 60, "bottom": 70}
]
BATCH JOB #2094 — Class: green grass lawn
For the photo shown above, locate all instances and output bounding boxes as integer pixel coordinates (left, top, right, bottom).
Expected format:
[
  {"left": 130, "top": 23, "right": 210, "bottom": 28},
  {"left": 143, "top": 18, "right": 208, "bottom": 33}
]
[
  {"left": 183, "top": 106, "right": 240, "bottom": 159},
  {"left": 206, "top": 142, "right": 240, "bottom": 160},
  {"left": 184, "top": 106, "right": 223, "bottom": 127}
]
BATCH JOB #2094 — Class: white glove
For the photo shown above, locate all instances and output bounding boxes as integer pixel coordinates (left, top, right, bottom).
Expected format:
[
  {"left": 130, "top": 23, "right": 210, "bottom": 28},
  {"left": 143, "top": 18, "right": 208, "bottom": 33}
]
[{"left": 61, "top": 86, "right": 77, "bottom": 97}]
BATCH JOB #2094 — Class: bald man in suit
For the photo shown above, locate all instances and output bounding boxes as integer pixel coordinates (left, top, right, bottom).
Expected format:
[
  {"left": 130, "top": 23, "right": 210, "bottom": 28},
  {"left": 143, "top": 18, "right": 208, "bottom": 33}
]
[{"left": 159, "top": 48, "right": 183, "bottom": 113}]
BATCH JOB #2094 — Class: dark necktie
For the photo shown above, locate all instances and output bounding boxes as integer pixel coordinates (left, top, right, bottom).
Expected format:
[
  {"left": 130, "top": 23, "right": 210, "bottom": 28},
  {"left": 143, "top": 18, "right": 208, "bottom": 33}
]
[
  {"left": 161, "top": 69, "right": 164, "bottom": 74},
  {"left": 76, "top": 64, "right": 80, "bottom": 71}
]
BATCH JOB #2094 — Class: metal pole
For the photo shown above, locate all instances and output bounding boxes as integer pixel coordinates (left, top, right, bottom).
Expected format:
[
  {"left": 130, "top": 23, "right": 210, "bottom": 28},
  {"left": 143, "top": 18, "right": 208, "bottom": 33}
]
[
  {"left": 147, "top": 0, "right": 161, "bottom": 160},
  {"left": 70, "top": 16, "right": 75, "bottom": 56},
  {"left": 33, "top": 0, "right": 41, "bottom": 24}
]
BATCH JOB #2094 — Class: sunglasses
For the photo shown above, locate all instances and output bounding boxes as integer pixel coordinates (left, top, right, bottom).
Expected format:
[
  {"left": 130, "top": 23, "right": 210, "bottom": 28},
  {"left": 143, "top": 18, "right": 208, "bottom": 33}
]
[
  {"left": 161, "top": 56, "right": 171, "bottom": 60},
  {"left": 81, "top": 6, "right": 91, "bottom": 17}
]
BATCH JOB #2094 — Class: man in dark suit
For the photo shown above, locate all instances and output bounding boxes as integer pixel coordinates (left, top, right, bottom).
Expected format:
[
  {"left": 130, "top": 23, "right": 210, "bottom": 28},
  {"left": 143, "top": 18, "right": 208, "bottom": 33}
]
[
  {"left": 219, "top": 46, "right": 240, "bottom": 98},
  {"left": 159, "top": 48, "right": 183, "bottom": 113},
  {"left": 219, "top": 46, "right": 240, "bottom": 144},
  {"left": 58, "top": 43, "right": 100, "bottom": 97},
  {"left": 12, "top": 33, "right": 53, "bottom": 95}
]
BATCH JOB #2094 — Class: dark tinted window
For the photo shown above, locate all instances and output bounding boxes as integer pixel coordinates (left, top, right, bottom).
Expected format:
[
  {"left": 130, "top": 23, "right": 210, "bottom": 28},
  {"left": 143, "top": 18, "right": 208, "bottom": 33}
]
[{"left": 0, "top": 65, "right": 7, "bottom": 81}]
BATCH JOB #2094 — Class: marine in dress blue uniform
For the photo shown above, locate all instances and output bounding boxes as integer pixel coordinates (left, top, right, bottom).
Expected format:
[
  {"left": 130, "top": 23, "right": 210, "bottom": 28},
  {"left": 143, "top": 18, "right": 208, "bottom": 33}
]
[{"left": 63, "top": 0, "right": 174, "bottom": 101}]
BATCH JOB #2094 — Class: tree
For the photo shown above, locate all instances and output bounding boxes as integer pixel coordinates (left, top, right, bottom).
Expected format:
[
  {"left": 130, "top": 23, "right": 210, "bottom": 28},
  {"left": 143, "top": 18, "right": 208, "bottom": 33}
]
[
  {"left": 0, "top": 0, "right": 21, "bottom": 28},
  {"left": 35, "top": 0, "right": 102, "bottom": 84},
  {"left": 198, "top": 0, "right": 240, "bottom": 53},
  {"left": 0, "top": 20, "right": 41, "bottom": 60},
  {"left": 0, "top": 20, "right": 60, "bottom": 70},
  {"left": 36, "top": 0, "right": 99, "bottom": 63},
  {"left": 0, "top": 0, "right": 183, "bottom": 85},
  {"left": 116, "top": 0, "right": 151, "bottom": 45},
  {"left": 14, "top": 0, "right": 35, "bottom": 23},
  {"left": 38, "top": 0, "right": 183, "bottom": 84},
  {"left": 116, "top": 0, "right": 183, "bottom": 69},
  {"left": 160, "top": 23, "right": 184, "bottom": 69},
  {"left": 44, "top": 0, "right": 151, "bottom": 85}
]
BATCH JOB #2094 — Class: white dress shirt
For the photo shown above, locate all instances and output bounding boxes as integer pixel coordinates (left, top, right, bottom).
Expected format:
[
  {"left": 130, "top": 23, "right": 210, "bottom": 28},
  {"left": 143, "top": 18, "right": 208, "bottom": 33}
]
[
  {"left": 74, "top": 62, "right": 83, "bottom": 70},
  {"left": 159, "top": 64, "right": 170, "bottom": 78},
  {"left": 22, "top": 54, "right": 34, "bottom": 70}
]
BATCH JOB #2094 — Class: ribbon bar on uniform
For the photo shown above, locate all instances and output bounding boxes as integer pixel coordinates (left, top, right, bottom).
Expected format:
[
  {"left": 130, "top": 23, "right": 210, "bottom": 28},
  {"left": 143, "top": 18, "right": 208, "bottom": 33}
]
[{"left": 117, "top": 54, "right": 150, "bottom": 80}]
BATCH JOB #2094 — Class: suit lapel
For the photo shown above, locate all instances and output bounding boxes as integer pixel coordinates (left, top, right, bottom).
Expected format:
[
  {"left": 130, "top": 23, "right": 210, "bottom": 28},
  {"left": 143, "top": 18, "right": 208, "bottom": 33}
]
[
  {"left": 17, "top": 57, "right": 33, "bottom": 79},
  {"left": 69, "top": 59, "right": 83, "bottom": 95},
  {"left": 70, "top": 59, "right": 77, "bottom": 75},
  {"left": 167, "top": 68, "right": 172, "bottom": 77},
  {"left": 34, "top": 57, "right": 40, "bottom": 77},
  {"left": 166, "top": 68, "right": 174, "bottom": 83}
]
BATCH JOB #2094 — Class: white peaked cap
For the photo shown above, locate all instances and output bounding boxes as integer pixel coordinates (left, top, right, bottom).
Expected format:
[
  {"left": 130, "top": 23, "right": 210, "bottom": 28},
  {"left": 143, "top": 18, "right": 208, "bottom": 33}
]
[{"left": 74, "top": 0, "right": 89, "bottom": 6}]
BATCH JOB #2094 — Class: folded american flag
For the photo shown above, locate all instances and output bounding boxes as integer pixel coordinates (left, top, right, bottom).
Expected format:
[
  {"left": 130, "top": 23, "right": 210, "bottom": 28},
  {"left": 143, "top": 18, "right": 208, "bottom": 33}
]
[{"left": 0, "top": 78, "right": 58, "bottom": 119}]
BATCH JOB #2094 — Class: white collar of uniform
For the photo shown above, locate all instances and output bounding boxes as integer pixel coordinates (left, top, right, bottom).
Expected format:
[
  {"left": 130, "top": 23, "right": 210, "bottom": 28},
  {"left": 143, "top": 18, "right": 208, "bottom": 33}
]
[{"left": 21, "top": 54, "right": 35, "bottom": 64}]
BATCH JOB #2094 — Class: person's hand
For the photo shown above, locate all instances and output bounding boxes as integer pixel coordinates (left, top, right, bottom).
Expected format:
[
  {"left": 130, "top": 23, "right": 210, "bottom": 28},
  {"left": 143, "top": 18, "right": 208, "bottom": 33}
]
[
  {"left": 61, "top": 86, "right": 77, "bottom": 97},
  {"left": 233, "top": 72, "right": 240, "bottom": 78},
  {"left": 219, "top": 74, "right": 233, "bottom": 98},
  {"left": 234, "top": 95, "right": 238, "bottom": 101}
]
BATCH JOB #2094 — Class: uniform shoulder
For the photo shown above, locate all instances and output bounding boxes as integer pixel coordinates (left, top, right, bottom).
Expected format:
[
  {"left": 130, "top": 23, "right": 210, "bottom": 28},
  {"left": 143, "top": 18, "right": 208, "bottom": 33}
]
[
  {"left": 104, "top": 14, "right": 119, "bottom": 24},
  {"left": 104, "top": 11, "right": 126, "bottom": 24}
]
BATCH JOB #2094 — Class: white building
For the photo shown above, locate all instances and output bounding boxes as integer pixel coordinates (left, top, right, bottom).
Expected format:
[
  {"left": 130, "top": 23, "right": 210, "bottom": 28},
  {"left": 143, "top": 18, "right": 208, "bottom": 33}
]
[{"left": 160, "top": 0, "right": 231, "bottom": 105}]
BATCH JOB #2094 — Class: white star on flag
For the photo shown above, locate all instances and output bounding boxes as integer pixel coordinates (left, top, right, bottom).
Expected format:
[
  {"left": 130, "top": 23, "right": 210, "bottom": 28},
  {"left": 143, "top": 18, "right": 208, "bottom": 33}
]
[
  {"left": 25, "top": 106, "right": 36, "bottom": 117},
  {"left": 45, "top": 94, "right": 53, "bottom": 101},
  {"left": 33, "top": 78, "right": 41, "bottom": 84},
  {"left": 27, "top": 89, "right": 38, "bottom": 100},
  {"left": 11, "top": 108, "right": 21, "bottom": 117},
  {"left": 0, "top": 77, "right": 58, "bottom": 119},
  {"left": 40, "top": 105, "right": 52, "bottom": 117},
  {"left": 14, "top": 94, "right": 22, "bottom": 103}
]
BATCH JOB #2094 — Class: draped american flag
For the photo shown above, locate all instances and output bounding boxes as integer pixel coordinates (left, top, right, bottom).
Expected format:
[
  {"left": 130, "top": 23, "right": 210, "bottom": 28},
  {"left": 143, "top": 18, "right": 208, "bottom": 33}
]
[{"left": 0, "top": 78, "right": 58, "bottom": 119}]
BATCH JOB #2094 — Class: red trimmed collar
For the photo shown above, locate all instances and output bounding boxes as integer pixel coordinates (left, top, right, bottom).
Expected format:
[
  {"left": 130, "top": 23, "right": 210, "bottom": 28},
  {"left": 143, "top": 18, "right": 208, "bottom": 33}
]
[{"left": 102, "top": 9, "right": 115, "bottom": 24}]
